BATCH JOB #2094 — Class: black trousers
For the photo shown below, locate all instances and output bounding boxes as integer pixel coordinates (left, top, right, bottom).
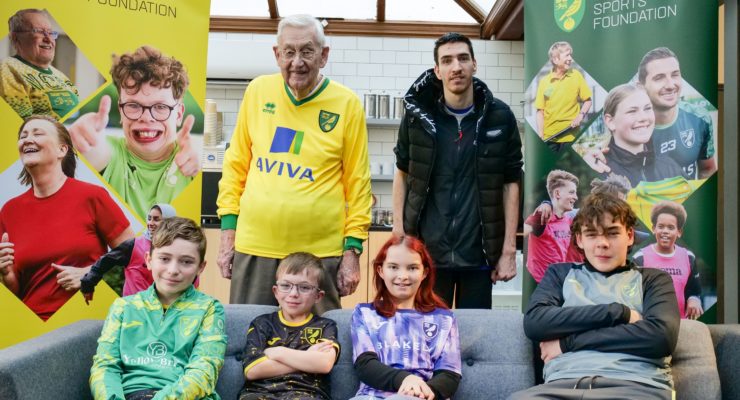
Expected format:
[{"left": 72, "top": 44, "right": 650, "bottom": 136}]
[{"left": 433, "top": 268, "right": 492, "bottom": 309}]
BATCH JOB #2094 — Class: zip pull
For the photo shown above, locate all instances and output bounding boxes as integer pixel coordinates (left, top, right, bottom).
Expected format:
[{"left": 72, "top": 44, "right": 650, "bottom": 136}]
[{"left": 457, "top": 128, "right": 463, "bottom": 141}]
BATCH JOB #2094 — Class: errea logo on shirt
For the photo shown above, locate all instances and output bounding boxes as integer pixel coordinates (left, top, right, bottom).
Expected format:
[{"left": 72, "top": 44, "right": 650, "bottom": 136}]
[{"left": 263, "top": 102, "right": 276, "bottom": 114}]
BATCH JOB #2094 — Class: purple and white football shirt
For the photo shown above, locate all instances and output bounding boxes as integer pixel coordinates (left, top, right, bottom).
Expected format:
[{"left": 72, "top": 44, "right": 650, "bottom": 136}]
[{"left": 351, "top": 303, "right": 462, "bottom": 398}]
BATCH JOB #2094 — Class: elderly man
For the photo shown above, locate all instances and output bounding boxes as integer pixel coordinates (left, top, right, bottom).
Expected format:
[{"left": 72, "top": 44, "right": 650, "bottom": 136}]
[
  {"left": 535, "top": 41, "right": 592, "bottom": 152},
  {"left": 392, "top": 33, "right": 522, "bottom": 309},
  {"left": 0, "top": 9, "right": 78, "bottom": 119},
  {"left": 217, "top": 14, "right": 371, "bottom": 313}
]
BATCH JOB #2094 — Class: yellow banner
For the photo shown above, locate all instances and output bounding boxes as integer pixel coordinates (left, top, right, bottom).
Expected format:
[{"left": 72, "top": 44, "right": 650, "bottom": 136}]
[{"left": 0, "top": 0, "right": 209, "bottom": 348}]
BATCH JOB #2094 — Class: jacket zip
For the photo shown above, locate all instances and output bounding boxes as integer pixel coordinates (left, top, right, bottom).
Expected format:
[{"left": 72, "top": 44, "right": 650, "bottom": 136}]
[
  {"left": 450, "top": 120, "right": 464, "bottom": 265},
  {"left": 413, "top": 116, "right": 437, "bottom": 232},
  {"left": 475, "top": 100, "right": 491, "bottom": 267}
]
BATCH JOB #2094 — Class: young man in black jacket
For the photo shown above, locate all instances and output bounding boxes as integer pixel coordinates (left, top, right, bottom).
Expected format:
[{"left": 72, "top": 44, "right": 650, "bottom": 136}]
[
  {"left": 392, "top": 32, "right": 523, "bottom": 309},
  {"left": 510, "top": 193, "right": 679, "bottom": 399}
]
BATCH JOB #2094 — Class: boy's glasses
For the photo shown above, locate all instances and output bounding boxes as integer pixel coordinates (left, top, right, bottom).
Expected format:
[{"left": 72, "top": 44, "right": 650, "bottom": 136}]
[
  {"left": 15, "top": 28, "right": 59, "bottom": 39},
  {"left": 119, "top": 102, "right": 178, "bottom": 121},
  {"left": 275, "top": 281, "right": 319, "bottom": 295}
]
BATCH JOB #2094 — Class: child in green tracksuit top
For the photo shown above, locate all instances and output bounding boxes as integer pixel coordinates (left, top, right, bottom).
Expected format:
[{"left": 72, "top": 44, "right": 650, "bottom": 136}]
[{"left": 90, "top": 217, "right": 227, "bottom": 400}]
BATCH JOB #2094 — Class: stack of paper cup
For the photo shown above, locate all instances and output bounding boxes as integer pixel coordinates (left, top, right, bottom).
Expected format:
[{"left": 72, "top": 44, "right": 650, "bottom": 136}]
[
  {"left": 203, "top": 99, "right": 220, "bottom": 146},
  {"left": 216, "top": 112, "right": 224, "bottom": 144}
]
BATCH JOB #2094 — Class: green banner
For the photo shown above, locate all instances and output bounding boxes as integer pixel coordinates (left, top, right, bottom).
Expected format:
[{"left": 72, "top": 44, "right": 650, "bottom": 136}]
[{"left": 524, "top": 0, "right": 719, "bottom": 322}]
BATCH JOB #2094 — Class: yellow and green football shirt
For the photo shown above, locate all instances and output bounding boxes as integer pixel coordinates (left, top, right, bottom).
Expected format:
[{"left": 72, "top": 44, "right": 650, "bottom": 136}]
[
  {"left": 535, "top": 68, "right": 591, "bottom": 142},
  {"left": 218, "top": 74, "right": 371, "bottom": 258},
  {"left": 0, "top": 55, "right": 79, "bottom": 119}
]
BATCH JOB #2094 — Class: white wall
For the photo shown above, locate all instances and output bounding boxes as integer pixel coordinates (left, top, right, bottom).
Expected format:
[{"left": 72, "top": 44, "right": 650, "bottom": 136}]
[{"left": 205, "top": 32, "right": 525, "bottom": 211}]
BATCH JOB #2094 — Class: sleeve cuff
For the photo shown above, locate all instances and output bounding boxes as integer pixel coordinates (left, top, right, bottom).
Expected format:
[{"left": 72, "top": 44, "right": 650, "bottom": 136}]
[
  {"left": 243, "top": 356, "right": 268, "bottom": 379},
  {"left": 392, "top": 370, "right": 413, "bottom": 391},
  {"left": 559, "top": 337, "right": 569, "bottom": 353},
  {"left": 344, "top": 237, "right": 364, "bottom": 253},
  {"left": 504, "top": 168, "right": 523, "bottom": 183},
  {"left": 221, "top": 214, "right": 238, "bottom": 230}
]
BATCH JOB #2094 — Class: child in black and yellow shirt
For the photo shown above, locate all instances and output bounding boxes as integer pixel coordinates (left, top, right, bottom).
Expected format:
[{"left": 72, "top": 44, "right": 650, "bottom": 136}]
[{"left": 239, "top": 252, "right": 340, "bottom": 400}]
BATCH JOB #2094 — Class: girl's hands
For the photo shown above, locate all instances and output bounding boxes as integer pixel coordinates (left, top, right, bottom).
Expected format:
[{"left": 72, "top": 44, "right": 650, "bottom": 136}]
[{"left": 398, "top": 374, "right": 435, "bottom": 399}]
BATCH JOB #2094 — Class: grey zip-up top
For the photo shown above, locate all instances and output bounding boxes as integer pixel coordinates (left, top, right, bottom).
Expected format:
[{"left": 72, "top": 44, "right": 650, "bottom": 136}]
[{"left": 524, "top": 261, "right": 680, "bottom": 389}]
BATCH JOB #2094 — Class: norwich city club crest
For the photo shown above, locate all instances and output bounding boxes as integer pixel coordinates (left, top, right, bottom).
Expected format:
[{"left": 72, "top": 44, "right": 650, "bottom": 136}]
[
  {"left": 318, "top": 110, "right": 340, "bottom": 132},
  {"left": 303, "top": 327, "right": 323, "bottom": 344},
  {"left": 554, "top": 0, "right": 585, "bottom": 32}
]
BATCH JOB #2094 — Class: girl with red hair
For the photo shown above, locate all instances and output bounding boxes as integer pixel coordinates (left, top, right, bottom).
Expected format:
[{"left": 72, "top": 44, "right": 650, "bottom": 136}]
[{"left": 350, "top": 236, "right": 462, "bottom": 400}]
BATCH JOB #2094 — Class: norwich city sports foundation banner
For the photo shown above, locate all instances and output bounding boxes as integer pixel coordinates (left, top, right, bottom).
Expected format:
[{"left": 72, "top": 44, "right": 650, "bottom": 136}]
[
  {"left": 0, "top": 0, "right": 210, "bottom": 347},
  {"left": 523, "top": 0, "right": 719, "bottom": 322}
]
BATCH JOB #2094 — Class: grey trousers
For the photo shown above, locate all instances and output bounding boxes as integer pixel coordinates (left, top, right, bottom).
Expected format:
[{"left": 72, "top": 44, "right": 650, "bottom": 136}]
[
  {"left": 508, "top": 377, "right": 673, "bottom": 400},
  {"left": 229, "top": 252, "right": 342, "bottom": 315}
]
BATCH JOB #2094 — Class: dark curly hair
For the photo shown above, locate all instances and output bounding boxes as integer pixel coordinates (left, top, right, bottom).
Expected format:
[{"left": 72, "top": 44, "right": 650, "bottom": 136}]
[
  {"left": 570, "top": 193, "right": 637, "bottom": 249},
  {"left": 111, "top": 45, "right": 189, "bottom": 100}
]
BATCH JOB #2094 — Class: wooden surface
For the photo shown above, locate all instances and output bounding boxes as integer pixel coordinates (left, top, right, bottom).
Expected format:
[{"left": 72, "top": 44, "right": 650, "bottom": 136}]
[{"left": 200, "top": 229, "right": 231, "bottom": 304}]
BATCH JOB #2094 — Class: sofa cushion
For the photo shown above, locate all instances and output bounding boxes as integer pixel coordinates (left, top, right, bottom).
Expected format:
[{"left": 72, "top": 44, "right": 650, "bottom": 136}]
[
  {"left": 672, "top": 319, "right": 721, "bottom": 400},
  {"left": 709, "top": 324, "right": 740, "bottom": 400},
  {"left": 216, "top": 304, "right": 278, "bottom": 400},
  {"left": 453, "top": 309, "right": 534, "bottom": 399},
  {"left": 324, "top": 308, "right": 534, "bottom": 400},
  {"left": 0, "top": 319, "right": 103, "bottom": 400}
]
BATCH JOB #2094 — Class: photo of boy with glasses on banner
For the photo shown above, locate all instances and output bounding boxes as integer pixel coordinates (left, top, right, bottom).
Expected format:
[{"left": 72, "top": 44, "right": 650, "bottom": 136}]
[{"left": 67, "top": 45, "right": 202, "bottom": 220}]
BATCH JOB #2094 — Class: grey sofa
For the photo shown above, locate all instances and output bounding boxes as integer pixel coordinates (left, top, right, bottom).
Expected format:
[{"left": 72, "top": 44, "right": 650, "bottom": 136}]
[{"left": 0, "top": 304, "right": 737, "bottom": 400}]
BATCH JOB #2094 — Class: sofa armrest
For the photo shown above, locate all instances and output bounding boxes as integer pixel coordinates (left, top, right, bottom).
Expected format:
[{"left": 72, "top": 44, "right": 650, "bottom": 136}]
[
  {"left": 0, "top": 320, "right": 104, "bottom": 400},
  {"left": 708, "top": 324, "right": 740, "bottom": 400}
]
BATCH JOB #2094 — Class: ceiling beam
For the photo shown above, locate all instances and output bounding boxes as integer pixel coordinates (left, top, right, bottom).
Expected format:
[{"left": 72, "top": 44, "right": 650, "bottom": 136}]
[
  {"left": 494, "top": 0, "right": 523, "bottom": 40},
  {"left": 267, "top": 0, "right": 279, "bottom": 19},
  {"left": 377, "top": 0, "right": 386, "bottom": 22},
  {"left": 481, "top": 0, "right": 520, "bottom": 39},
  {"left": 210, "top": 16, "right": 480, "bottom": 38},
  {"left": 454, "top": 0, "right": 485, "bottom": 23}
]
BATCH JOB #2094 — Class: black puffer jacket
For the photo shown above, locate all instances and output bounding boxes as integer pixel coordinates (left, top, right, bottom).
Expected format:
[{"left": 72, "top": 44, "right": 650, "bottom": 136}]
[{"left": 395, "top": 69, "right": 523, "bottom": 268}]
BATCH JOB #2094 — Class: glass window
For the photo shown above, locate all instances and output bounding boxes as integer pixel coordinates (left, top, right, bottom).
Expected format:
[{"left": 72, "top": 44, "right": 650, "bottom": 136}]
[
  {"left": 211, "top": 0, "right": 270, "bottom": 17},
  {"left": 473, "top": 0, "right": 498, "bottom": 15},
  {"left": 386, "top": 0, "right": 477, "bottom": 23}
]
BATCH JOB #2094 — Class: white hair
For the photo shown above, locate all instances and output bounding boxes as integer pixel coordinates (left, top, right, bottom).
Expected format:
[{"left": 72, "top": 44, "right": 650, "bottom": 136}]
[{"left": 277, "top": 14, "right": 326, "bottom": 48}]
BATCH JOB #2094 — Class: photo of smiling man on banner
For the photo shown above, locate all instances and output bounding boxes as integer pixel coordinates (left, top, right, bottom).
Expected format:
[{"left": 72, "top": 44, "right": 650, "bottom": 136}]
[
  {"left": 69, "top": 45, "right": 200, "bottom": 220},
  {"left": 524, "top": 41, "right": 607, "bottom": 155},
  {"left": 579, "top": 47, "right": 718, "bottom": 183},
  {"left": 0, "top": 8, "right": 105, "bottom": 120},
  {"left": 534, "top": 41, "right": 593, "bottom": 152}
]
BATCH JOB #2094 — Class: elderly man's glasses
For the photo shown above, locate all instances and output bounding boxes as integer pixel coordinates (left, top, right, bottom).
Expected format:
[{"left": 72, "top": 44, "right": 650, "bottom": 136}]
[
  {"left": 275, "top": 281, "right": 319, "bottom": 295},
  {"left": 119, "top": 102, "right": 177, "bottom": 121},
  {"left": 280, "top": 48, "right": 318, "bottom": 62},
  {"left": 16, "top": 28, "right": 59, "bottom": 39}
]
